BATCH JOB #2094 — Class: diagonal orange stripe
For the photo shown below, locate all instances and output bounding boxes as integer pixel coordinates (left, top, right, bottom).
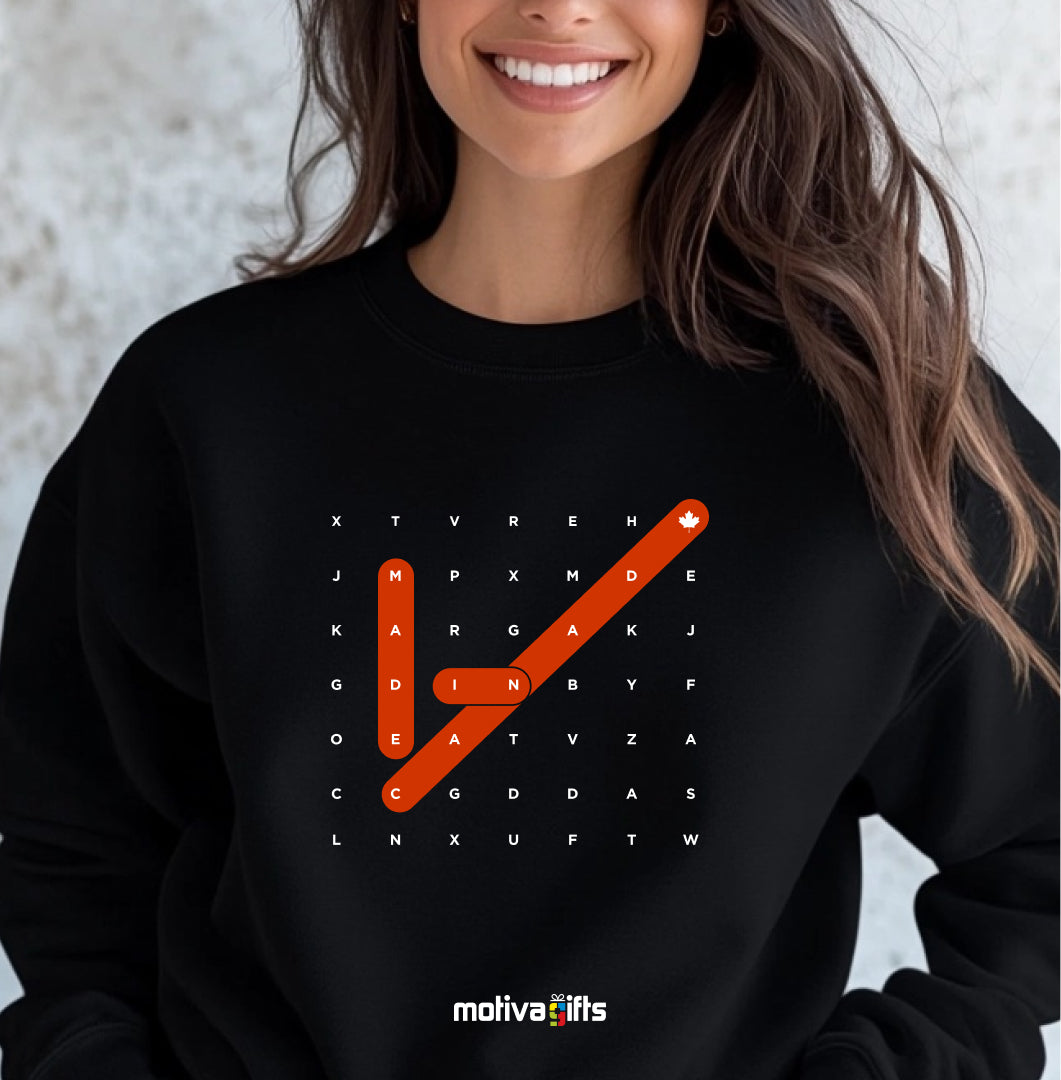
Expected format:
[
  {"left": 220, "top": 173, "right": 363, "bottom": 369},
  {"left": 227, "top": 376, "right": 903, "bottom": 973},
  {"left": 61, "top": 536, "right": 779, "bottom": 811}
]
[{"left": 381, "top": 499, "right": 708, "bottom": 811}]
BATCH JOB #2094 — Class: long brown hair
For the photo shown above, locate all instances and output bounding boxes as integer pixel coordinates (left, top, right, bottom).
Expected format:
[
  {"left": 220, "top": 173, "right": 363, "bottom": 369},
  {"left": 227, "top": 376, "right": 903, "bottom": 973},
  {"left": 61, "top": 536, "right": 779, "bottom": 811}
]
[{"left": 235, "top": 0, "right": 1060, "bottom": 699}]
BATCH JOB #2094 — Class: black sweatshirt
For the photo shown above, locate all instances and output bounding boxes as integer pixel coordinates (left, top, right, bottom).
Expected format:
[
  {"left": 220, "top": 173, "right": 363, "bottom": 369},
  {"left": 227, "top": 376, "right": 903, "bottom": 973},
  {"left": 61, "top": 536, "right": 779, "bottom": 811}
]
[{"left": 0, "top": 224, "right": 1057, "bottom": 1080}]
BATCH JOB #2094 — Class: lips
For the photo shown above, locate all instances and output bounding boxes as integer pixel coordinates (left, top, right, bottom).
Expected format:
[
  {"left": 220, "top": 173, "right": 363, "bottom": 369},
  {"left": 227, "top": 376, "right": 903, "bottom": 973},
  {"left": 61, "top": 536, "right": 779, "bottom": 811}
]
[{"left": 475, "top": 51, "right": 629, "bottom": 115}]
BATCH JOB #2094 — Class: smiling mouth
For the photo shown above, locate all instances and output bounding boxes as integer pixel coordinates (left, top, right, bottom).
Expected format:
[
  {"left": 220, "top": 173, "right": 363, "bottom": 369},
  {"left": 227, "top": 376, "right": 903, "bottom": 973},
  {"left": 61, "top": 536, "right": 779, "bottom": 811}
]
[{"left": 476, "top": 50, "right": 631, "bottom": 87}]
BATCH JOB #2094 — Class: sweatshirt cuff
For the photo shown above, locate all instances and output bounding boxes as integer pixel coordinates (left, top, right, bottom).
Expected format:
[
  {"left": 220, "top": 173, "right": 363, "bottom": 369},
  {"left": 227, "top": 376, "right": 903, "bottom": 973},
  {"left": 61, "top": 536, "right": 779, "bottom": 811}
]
[
  {"left": 0, "top": 990, "right": 161, "bottom": 1080},
  {"left": 800, "top": 1043, "right": 881, "bottom": 1079}
]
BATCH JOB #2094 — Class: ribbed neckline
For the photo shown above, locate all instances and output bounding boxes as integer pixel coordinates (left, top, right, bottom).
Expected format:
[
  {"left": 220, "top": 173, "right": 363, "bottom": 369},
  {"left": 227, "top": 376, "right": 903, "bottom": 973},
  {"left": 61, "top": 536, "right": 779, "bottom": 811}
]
[{"left": 352, "top": 225, "right": 661, "bottom": 375}]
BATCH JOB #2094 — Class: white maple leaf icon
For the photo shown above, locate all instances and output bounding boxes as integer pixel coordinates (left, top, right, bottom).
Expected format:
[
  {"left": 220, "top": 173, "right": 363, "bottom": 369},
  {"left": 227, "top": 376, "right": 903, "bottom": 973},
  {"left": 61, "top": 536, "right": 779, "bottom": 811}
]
[{"left": 678, "top": 510, "right": 699, "bottom": 530}]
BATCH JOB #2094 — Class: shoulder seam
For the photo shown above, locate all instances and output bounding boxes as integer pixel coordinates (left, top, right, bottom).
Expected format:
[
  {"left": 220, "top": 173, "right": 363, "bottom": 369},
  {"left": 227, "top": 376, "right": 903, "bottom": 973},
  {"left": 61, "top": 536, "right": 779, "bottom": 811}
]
[
  {"left": 37, "top": 483, "right": 77, "bottom": 523},
  {"left": 887, "top": 617, "right": 981, "bottom": 725}
]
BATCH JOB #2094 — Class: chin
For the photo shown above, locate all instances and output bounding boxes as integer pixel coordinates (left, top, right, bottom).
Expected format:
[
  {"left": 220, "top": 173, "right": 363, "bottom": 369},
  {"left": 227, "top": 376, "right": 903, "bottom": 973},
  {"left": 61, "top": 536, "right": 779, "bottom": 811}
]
[{"left": 486, "top": 140, "right": 616, "bottom": 182}]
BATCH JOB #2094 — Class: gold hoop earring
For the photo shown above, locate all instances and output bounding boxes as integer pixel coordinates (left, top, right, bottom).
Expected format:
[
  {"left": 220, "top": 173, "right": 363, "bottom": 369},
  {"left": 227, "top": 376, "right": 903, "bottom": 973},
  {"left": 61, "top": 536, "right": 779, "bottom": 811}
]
[
  {"left": 705, "top": 12, "right": 730, "bottom": 37},
  {"left": 399, "top": 1, "right": 416, "bottom": 25}
]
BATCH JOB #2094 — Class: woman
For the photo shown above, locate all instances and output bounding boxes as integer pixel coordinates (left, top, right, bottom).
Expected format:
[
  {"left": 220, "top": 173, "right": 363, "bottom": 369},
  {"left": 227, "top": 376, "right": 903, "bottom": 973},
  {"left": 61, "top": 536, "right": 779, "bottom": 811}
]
[{"left": 0, "top": 1, "right": 1057, "bottom": 1078}]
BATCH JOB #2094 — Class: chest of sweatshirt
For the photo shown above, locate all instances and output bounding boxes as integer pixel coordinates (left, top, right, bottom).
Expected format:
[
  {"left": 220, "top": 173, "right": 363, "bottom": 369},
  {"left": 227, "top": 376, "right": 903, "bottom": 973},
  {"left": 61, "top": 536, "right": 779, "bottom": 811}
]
[{"left": 62, "top": 301, "right": 943, "bottom": 882}]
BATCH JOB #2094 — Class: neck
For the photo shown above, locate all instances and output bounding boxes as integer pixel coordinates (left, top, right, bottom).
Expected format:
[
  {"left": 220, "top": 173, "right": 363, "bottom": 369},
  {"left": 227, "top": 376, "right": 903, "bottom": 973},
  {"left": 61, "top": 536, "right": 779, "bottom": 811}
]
[{"left": 405, "top": 131, "right": 655, "bottom": 324}]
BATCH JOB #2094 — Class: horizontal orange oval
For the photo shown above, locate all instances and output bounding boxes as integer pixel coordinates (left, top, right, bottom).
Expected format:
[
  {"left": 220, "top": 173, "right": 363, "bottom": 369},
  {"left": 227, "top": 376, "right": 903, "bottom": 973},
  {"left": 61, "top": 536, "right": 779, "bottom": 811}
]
[{"left": 432, "top": 666, "right": 531, "bottom": 705}]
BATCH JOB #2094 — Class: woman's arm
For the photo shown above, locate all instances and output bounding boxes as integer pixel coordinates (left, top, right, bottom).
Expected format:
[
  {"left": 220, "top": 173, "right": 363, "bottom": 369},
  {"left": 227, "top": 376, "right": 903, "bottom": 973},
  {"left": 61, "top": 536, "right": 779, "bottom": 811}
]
[
  {"left": 0, "top": 337, "right": 207, "bottom": 1080},
  {"left": 798, "top": 378, "right": 1060, "bottom": 1080}
]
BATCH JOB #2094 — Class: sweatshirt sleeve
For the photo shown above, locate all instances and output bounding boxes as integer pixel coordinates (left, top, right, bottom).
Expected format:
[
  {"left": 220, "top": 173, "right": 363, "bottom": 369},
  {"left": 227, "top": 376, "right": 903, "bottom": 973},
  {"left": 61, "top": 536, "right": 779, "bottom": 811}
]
[
  {"left": 797, "top": 371, "right": 1060, "bottom": 1080},
  {"left": 0, "top": 337, "right": 209, "bottom": 1080}
]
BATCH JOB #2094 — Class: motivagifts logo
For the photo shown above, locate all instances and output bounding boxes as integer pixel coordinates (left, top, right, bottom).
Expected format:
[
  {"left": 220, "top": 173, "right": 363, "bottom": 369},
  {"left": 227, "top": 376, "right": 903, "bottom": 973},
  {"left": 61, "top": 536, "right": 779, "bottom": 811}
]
[{"left": 453, "top": 993, "right": 606, "bottom": 1025}]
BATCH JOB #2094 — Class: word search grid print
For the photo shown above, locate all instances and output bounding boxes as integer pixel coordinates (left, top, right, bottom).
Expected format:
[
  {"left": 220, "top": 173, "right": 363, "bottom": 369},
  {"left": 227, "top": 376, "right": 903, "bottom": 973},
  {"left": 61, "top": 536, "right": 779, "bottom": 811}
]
[{"left": 326, "top": 496, "right": 713, "bottom": 847}]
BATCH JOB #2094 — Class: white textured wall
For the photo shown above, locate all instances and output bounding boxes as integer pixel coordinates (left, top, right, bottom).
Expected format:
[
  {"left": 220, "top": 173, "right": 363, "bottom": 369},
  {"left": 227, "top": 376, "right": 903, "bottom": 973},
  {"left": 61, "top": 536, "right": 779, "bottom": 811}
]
[{"left": 0, "top": 1, "right": 1057, "bottom": 1075}]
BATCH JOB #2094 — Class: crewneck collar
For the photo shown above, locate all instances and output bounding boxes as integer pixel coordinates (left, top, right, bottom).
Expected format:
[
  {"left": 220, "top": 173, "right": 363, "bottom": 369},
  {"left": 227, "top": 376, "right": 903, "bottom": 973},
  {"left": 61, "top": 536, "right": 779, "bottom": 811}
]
[{"left": 353, "top": 225, "right": 661, "bottom": 375}]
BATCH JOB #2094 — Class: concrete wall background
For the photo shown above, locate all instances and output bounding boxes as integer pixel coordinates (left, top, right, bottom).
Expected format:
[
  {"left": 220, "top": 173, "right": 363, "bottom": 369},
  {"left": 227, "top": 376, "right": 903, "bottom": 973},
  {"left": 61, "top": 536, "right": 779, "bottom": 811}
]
[{"left": 0, "top": 0, "right": 1057, "bottom": 1074}]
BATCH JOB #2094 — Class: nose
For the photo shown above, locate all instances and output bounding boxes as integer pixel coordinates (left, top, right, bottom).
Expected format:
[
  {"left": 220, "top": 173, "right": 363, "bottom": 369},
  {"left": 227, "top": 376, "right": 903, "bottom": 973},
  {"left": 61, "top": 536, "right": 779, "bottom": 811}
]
[{"left": 514, "top": 0, "right": 603, "bottom": 32}]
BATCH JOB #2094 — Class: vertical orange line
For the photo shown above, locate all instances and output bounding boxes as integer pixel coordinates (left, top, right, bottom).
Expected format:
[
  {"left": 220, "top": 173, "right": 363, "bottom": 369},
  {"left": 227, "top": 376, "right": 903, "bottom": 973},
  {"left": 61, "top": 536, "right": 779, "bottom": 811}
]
[{"left": 378, "top": 558, "right": 414, "bottom": 758}]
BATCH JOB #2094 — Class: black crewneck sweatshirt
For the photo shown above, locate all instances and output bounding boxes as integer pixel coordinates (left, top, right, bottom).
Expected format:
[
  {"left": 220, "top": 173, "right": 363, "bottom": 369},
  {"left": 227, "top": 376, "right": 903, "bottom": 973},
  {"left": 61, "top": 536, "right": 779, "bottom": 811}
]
[{"left": 0, "top": 226, "right": 1057, "bottom": 1080}]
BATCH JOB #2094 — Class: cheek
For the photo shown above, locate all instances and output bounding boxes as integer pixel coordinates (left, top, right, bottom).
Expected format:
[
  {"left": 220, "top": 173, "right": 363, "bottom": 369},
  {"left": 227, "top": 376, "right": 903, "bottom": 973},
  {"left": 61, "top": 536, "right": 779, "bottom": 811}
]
[
  {"left": 416, "top": 40, "right": 474, "bottom": 132},
  {"left": 414, "top": 4, "right": 483, "bottom": 117},
  {"left": 626, "top": 3, "right": 707, "bottom": 110},
  {"left": 625, "top": 50, "right": 702, "bottom": 132},
  {"left": 659, "top": 34, "right": 706, "bottom": 109}
]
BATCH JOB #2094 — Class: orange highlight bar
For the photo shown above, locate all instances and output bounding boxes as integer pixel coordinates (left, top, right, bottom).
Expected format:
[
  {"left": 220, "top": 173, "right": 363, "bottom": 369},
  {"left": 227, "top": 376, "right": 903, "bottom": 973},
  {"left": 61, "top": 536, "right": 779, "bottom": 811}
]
[
  {"left": 382, "top": 499, "right": 708, "bottom": 810},
  {"left": 378, "top": 558, "right": 414, "bottom": 759},
  {"left": 432, "top": 667, "right": 531, "bottom": 705}
]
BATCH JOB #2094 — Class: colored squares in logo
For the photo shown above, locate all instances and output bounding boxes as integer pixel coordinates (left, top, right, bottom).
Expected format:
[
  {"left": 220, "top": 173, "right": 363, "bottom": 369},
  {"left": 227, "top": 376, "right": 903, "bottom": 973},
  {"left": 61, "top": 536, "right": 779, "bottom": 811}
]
[{"left": 549, "top": 1000, "right": 566, "bottom": 1027}]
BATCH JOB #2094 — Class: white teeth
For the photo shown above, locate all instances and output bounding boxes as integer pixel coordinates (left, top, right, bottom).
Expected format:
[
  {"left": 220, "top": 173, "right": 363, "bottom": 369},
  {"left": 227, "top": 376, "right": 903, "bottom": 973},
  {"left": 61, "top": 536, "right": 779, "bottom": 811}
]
[{"left": 491, "top": 54, "right": 616, "bottom": 87}]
